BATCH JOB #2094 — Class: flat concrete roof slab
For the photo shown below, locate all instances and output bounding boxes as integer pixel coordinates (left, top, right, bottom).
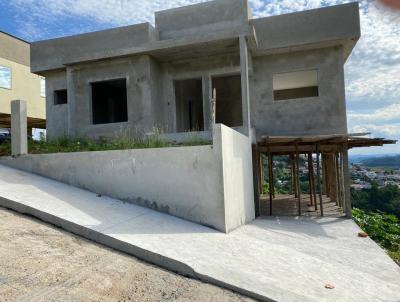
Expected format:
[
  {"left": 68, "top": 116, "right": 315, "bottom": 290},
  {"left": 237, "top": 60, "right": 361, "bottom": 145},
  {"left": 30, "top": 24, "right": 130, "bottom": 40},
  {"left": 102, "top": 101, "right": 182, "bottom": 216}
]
[{"left": 0, "top": 164, "right": 399, "bottom": 302}]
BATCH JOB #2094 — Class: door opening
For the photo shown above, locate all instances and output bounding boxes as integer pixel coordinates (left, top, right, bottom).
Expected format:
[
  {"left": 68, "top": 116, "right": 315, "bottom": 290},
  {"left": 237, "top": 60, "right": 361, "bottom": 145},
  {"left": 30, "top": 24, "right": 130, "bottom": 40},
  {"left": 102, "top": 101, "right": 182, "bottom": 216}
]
[{"left": 174, "top": 79, "right": 204, "bottom": 132}]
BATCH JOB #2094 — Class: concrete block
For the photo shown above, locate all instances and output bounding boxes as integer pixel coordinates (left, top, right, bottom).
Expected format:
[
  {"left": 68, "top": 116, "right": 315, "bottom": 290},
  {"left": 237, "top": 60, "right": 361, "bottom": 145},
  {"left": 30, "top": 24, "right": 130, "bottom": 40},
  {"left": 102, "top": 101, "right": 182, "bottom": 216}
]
[{"left": 11, "top": 100, "right": 27, "bottom": 156}]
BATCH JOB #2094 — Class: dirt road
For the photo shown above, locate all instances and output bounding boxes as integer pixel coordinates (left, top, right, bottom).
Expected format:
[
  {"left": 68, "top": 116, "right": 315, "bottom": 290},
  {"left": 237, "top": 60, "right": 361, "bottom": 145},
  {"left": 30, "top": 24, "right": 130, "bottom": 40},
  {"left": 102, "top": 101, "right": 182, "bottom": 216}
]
[{"left": 0, "top": 208, "right": 255, "bottom": 302}]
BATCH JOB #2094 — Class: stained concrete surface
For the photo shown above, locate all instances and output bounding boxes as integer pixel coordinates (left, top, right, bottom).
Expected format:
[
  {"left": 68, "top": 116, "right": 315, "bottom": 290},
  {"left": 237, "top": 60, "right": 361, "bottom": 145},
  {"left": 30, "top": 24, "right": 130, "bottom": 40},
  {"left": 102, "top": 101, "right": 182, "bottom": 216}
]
[
  {"left": 0, "top": 164, "right": 399, "bottom": 302},
  {"left": 0, "top": 208, "right": 253, "bottom": 302}
]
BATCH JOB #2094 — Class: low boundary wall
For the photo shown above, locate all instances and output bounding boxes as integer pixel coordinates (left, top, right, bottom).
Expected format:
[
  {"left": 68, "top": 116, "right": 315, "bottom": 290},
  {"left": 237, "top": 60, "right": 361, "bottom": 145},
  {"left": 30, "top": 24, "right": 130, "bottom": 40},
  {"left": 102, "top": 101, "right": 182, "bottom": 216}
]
[{"left": 0, "top": 124, "right": 255, "bottom": 232}]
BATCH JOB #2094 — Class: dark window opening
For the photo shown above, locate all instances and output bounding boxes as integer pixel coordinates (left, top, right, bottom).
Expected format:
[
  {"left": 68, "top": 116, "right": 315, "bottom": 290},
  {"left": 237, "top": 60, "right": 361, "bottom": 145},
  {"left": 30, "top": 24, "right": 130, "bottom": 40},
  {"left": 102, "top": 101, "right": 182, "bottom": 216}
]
[
  {"left": 212, "top": 75, "right": 243, "bottom": 127},
  {"left": 54, "top": 89, "right": 68, "bottom": 105},
  {"left": 273, "top": 70, "right": 319, "bottom": 101},
  {"left": 174, "top": 79, "right": 204, "bottom": 132},
  {"left": 91, "top": 79, "right": 128, "bottom": 125},
  {"left": 274, "top": 86, "right": 319, "bottom": 101}
]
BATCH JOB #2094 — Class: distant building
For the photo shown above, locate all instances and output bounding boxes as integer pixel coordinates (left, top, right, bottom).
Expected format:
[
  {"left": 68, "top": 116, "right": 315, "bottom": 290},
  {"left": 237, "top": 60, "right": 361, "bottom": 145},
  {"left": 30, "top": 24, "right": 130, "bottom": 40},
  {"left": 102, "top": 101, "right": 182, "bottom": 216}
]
[{"left": 0, "top": 31, "right": 46, "bottom": 133}]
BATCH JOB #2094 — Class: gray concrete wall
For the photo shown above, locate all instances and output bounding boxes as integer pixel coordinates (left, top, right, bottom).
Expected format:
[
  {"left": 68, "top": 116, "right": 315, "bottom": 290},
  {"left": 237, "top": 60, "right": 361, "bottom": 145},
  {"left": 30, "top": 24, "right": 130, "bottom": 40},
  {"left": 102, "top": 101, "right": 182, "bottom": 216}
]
[
  {"left": 66, "top": 56, "right": 156, "bottom": 139},
  {"left": 250, "top": 2, "right": 360, "bottom": 59},
  {"left": 155, "top": 0, "right": 251, "bottom": 40},
  {"left": 0, "top": 145, "right": 226, "bottom": 231},
  {"left": 31, "top": 23, "right": 157, "bottom": 73},
  {"left": 214, "top": 124, "right": 255, "bottom": 231},
  {"left": 250, "top": 46, "right": 347, "bottom": 138},
  {"left": 0, "top": 124, "right": 256, "bottom": 232},
  {"left": 45, "top": 70, "right": 68, "bottom": 138}
]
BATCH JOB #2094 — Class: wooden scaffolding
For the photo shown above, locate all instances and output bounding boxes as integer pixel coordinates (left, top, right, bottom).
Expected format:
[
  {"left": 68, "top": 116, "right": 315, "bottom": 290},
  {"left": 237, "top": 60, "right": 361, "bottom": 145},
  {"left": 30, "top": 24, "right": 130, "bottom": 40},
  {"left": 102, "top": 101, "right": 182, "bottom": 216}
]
[{"left": 252, "top": 133, "right": 396, "bottom": 217}]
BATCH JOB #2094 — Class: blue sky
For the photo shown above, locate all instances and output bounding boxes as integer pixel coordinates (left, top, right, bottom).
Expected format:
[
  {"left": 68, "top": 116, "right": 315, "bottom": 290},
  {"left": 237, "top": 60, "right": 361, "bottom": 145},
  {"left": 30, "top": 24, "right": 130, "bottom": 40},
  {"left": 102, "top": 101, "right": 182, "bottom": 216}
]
[{"left": 0, "top": 0, "right": 399, "bottom": 155}]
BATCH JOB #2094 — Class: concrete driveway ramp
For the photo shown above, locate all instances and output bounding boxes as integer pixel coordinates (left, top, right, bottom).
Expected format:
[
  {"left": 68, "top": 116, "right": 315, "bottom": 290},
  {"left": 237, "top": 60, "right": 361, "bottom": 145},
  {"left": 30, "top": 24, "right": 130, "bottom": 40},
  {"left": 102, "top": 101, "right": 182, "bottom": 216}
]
[{"left": 0, "top": 164, "right": 399, "bottom": 302}]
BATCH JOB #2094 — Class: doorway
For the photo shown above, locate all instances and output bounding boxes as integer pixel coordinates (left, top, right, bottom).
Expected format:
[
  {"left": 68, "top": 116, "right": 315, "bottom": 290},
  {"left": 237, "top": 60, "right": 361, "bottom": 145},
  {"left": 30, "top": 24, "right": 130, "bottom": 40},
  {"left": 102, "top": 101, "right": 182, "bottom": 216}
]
[
  {"left": 174, "top": 79, "right": 204, "bottom": 132},
  {"left": 212, "top": 75, "right": 242, "bottom": 127}
]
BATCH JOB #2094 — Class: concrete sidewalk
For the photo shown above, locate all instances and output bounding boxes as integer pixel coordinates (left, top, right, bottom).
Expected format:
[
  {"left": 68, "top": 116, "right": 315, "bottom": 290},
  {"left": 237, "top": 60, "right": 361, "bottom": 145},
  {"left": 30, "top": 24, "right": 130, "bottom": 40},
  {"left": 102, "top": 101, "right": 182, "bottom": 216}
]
[{"left": 0, "top": 164, "right": 399, "bottom": 302}]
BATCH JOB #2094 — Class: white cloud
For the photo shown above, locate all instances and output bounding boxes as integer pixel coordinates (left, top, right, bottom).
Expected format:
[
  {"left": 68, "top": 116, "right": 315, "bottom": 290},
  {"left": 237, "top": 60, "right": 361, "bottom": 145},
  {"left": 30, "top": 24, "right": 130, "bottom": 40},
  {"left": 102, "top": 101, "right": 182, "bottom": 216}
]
[
  {"left": 349, "top": 123, "right": 400, "bottom": 138},
  {"left": 348, "top": 103, "right": 400, "bottom": 125}
]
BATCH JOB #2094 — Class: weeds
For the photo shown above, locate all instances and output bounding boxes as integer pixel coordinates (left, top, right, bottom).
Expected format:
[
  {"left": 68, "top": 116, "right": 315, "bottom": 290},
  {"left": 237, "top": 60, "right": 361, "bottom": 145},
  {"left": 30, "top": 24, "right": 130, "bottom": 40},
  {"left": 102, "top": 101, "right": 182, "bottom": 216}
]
[{"left": 0, "top": 132, "right": 211, "bottom": 156}]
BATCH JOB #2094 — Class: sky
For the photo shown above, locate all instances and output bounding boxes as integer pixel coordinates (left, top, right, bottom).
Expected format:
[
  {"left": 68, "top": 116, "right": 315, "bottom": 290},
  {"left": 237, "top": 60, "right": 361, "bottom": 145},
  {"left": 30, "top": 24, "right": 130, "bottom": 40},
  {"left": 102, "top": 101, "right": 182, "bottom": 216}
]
[{"left": 0, "top": 0, "right": 399, "bottom": 155}]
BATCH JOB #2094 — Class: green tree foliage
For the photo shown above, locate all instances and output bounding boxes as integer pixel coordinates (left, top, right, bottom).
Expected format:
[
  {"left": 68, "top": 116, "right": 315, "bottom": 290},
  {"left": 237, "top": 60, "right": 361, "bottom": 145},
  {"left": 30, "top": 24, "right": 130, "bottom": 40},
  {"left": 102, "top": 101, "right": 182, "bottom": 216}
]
[
  {"left": 351, "top": 184, "right": 400, "bottom": 218},
  {"left": 353, "top": 208, "right": 400, "bottom": 265}
]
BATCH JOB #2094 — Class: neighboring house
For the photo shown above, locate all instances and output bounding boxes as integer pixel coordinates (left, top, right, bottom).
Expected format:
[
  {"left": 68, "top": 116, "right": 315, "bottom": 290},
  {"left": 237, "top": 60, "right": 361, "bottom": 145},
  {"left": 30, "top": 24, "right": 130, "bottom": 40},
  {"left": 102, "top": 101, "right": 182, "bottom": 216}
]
[{"left": 0, "top": 31, "right": 46, "bottom": 133}]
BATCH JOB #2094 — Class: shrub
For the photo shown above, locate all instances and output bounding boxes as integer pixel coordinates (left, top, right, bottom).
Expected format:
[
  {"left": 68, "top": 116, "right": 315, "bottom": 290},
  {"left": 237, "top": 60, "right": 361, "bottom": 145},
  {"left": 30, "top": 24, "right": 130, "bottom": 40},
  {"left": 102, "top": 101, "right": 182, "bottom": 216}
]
[{"left": 353, "top": 208, "right": 400, "bottom": 265}]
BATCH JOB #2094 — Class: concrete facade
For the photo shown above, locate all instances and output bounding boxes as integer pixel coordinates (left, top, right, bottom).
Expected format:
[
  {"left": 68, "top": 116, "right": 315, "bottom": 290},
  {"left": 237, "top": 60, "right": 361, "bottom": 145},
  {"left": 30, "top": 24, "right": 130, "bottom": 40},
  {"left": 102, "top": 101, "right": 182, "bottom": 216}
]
[
  {"left": 25, "top": 0, "right": 361, "bottom": 229},
  {"left": 30, "top": 0, "right": 360, "bottom": 140},
  {"left": 0, "top": 124, "right": 255, "bottom": 232}
]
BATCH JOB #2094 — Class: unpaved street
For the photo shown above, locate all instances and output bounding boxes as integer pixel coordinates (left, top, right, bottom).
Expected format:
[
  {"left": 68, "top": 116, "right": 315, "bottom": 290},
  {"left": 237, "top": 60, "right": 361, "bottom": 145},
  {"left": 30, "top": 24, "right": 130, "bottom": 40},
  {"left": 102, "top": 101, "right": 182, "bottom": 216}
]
[{"left": 0, "top": 208, "right": 255, "bottom": 302}]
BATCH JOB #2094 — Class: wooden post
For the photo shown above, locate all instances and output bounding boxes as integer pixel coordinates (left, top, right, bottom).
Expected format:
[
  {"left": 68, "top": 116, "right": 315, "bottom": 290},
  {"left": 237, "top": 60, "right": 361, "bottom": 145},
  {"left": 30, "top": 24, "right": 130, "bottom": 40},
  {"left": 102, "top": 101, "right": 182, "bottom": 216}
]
[
  {"left": 295, "top": 145, "right": 301, "bottom": 216},
  {"left": 342, "top": 144, "right": 352, "bottom": 217},
  {"left": 210, "top": 88, "right": 216, "bottom": 128},
  {"left": 339, "top": 148, "right": 345, "bottom": 211},
  {"left": 268, "top": 148, "right": 273, "bottom": 216},
  {"left": 311, "top": 152, "right": 318, "bottom": 212},
  {"left": 291, "top": 154, "right": 298, "bottom": 197},
  {"left": 259, "top": 153, "right": 264, "bottom": 195},
  {"left": 307, "top": 153, "right": 314, "bottom": 206},
  {"left": 335, "top": 153, "right": 342, "bottom": 208},
  {"left": 322, "top": 154, "right": 328, "bottom": 196},
  {"left": 316, "top": 146, "right": 324, "bottom": 216},
  {"left": 252, "top": 147, "right": 261, "bottom": 217}
]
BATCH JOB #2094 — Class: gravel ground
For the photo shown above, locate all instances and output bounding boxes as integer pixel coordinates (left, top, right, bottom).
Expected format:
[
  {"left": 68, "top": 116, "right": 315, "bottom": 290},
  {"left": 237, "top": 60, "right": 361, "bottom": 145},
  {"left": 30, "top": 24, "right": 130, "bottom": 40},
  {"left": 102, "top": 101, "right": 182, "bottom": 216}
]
[{"left": 0, "top": 208, "right": 255, "bottom": 302}]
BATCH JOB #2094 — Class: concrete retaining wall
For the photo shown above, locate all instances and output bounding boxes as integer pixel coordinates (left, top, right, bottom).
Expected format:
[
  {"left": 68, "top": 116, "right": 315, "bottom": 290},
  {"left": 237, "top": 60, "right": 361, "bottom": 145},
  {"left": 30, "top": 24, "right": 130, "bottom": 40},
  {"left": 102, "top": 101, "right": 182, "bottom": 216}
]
[{"left": 0, "top": 124, "right": 254, "bottom": 232}]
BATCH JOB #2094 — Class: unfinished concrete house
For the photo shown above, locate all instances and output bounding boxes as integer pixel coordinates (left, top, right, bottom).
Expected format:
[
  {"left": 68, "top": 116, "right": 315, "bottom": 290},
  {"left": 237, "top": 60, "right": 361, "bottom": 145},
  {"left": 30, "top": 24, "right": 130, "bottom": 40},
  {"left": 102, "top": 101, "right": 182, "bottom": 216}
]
[{"left": 5, "top": 0, "right": 393, "bottom": 233}]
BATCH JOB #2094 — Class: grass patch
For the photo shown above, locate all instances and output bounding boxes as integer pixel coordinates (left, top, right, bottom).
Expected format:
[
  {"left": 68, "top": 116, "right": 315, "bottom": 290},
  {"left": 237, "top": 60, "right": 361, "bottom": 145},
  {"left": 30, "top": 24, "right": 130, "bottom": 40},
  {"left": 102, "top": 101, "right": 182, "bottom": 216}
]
[
  {"left": 0, "top": 134, "right": 211, "bottom": 156},
  {"left": 353, "top": 208, "right": 400, "bottom": 266}
]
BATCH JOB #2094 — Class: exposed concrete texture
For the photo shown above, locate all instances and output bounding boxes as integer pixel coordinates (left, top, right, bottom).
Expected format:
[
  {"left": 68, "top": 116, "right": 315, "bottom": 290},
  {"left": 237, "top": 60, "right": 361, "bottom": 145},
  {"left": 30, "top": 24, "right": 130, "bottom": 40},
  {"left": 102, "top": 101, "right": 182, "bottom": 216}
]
[
  {"left": 155, "top": 0, "right": 251, "bottom": 40},
  {"left": 44, "top": 70, "right": 68, "bottom": 138},
  {"left": 32, "top": 1, "right": 360, "bottom": 141},
  {"left": 250, "top": 2, "right": 360, "bottom": 60},
  {"left": 250, "top": 47, "right": 348, "bottom": 138},
  {"left": 215, "top": 124, "right": 255, "bottom": 229},
  {"left": 0, "top": 164, "right": 399, "bottom": 302},
  {"left": 30, "top": 23, "right": 157, "bottom": 73},
  {"left": 30, "top": 2, "right": 360, "bottom": 73},
  {"left": 0, "top": 124, "right": 255, "bottom": 232},
  {"left": 11, "top": 100, "right": 27, "bottom": 156}
]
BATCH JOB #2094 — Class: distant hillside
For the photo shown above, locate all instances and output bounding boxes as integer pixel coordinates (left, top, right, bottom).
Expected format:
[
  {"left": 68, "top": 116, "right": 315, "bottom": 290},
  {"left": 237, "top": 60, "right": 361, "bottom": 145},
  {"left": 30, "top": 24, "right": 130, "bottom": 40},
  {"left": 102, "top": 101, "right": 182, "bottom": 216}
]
[{"left": 361, "top": 155, "right": 400, "bottom": 168}]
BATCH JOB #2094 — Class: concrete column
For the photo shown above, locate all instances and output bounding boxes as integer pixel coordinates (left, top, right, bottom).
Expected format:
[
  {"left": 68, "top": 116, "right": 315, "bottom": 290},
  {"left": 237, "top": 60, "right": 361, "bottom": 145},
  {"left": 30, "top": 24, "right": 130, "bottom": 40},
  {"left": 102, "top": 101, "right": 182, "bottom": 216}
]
[
  {"left": 11, "top": 100, "right": 28, "bottom": 156},
  {"left": 66, "top": 66, "right": 75, "bottom": 137},
  {"left": 342, "top": 145, "right": 352, "bottom": 217},
  {"left": 239, "top": 35, "right": 251, "bottom": 136},
  {"left": 203, "top": 75, "right": 211, "bottom": 131}
]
